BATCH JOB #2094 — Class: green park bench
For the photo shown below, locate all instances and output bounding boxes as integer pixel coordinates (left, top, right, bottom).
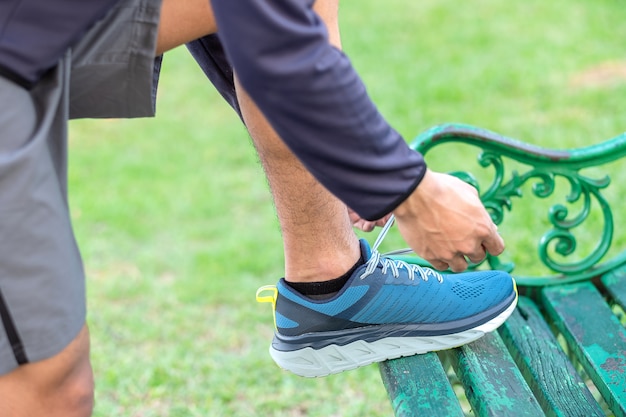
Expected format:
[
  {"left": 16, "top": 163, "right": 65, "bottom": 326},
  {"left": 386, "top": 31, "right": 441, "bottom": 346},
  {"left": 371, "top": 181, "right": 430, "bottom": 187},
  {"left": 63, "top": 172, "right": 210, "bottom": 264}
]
[{"left": 380, "top": 124, "right": 626, "bottom": 416}]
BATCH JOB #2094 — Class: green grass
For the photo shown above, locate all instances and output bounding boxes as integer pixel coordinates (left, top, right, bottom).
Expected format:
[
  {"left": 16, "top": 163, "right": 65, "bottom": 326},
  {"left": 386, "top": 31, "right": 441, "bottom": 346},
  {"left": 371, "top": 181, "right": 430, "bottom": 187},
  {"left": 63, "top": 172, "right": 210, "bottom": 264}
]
[{"left": 67, "top": 1, "right": 626, "bottom": 415}]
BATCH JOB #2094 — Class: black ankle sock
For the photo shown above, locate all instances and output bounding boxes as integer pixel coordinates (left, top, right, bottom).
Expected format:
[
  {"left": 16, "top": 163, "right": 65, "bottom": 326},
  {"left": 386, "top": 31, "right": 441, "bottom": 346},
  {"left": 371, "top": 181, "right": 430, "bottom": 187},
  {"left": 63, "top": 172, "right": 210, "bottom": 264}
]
[{"left": 285, "top": 254, "right": 365, "bottom": 300}]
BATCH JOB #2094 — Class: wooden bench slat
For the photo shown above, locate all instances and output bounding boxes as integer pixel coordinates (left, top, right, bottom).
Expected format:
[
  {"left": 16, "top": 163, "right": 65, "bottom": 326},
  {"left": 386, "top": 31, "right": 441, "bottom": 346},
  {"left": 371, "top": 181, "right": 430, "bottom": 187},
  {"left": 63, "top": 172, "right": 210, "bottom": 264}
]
[
  {"left": 379, "top": 352, "right": 464, "bottom": 417},
  {"left": 542, "top": 282, "right": 626, "bottom": 417},
  {"left": 499, "top": 296, "right": 604, "bottom": 416},
  {"left": 601, "top": 263, "right": 626, "bottom": 309},
  {"left": 446, "top": 331, "right": 544, "bottom": 417}
]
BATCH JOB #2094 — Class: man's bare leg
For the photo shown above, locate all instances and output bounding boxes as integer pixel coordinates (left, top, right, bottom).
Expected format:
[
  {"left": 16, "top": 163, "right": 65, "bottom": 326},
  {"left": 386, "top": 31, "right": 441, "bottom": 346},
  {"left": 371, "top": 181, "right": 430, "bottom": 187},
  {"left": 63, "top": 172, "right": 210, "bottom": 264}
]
[
  {"left": 237, "top": 82, "right": 362, "bottom": 282},
  {"left": 234, "top": 85, "right": 362, "bottom": 283},
  {"left": 234, "top": 0, "right": 362, "bottom": 283}
]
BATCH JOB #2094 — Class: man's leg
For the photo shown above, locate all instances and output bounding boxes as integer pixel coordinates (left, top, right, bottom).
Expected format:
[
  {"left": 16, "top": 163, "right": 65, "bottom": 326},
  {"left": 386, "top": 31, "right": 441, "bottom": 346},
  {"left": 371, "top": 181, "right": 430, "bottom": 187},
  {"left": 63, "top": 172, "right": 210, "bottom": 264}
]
[
  {"left": 234, "top": 87, "right": 361, "bottom": 283},
  {"left": 0, "top": 1, "right": 217, "bottom": 416},
  {"left": 0, "top": 67, "right": 93, "bottom": 417},
  {"left": 238, "top": 81, "right": 362, "bottom": 282},
  {"left": 234, "top": 0, "right": 362, "bottom": 283}
]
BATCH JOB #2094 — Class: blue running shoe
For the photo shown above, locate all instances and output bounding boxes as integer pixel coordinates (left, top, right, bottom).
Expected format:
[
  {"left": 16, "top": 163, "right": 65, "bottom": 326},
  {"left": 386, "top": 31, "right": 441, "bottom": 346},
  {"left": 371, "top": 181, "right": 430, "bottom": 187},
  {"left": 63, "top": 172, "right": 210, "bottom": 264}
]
[{"left": 257, "top": 229, "right": 517, "bottom": 378}]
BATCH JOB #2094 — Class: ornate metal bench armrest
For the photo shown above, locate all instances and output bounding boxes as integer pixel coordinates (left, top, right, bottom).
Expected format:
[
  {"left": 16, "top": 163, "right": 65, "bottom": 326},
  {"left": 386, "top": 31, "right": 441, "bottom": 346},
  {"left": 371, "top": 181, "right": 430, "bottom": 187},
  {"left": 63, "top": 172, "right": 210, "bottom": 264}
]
[{"left": 408, "top": 123, "right": 626, "bottom": 286}]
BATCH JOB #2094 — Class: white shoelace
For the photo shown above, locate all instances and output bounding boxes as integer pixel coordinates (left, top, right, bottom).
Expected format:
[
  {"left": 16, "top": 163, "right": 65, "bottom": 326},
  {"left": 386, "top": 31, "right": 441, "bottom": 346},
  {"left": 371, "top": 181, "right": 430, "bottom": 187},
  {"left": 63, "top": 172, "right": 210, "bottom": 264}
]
[{"left": 359, "top": 215, "right": 444, "bottom": 283}]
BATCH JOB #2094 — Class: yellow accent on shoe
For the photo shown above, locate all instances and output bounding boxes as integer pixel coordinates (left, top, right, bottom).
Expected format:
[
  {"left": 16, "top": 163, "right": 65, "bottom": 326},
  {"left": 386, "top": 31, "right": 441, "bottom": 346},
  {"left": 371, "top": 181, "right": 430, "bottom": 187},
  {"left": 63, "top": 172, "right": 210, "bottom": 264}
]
[{"left": 256, "top": 285, "right": 278, "bottom": 330}]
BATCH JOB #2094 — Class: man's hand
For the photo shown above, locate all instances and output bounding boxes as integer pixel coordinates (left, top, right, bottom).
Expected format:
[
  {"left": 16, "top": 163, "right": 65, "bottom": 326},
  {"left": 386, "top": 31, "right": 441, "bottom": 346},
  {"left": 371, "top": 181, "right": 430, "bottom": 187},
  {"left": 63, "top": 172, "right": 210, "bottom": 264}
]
[
  {"left": 393, "top": 169, "right": 504, "bottom": 272},
  {"left": 348, "top": 208, "right": 392, "bottom": 232}
]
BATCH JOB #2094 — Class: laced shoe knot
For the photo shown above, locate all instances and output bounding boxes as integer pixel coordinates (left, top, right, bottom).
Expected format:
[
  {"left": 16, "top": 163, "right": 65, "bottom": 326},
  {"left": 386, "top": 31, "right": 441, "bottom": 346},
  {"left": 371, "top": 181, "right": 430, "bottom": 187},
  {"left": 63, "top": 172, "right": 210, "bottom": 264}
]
[
  {"left": 360, "top": 214, "right": 444, "bottom": 283},
  {"left": 359, "top": 250, "right": 443, "bottom": 282}
]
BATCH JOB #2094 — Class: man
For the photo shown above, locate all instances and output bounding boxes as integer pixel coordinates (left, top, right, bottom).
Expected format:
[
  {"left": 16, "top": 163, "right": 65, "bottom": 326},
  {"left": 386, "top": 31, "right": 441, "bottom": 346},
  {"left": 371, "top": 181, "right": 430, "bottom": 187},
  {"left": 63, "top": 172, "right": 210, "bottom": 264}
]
[{"left": 0, "top": 0, "right": 515, "bottom": 415}]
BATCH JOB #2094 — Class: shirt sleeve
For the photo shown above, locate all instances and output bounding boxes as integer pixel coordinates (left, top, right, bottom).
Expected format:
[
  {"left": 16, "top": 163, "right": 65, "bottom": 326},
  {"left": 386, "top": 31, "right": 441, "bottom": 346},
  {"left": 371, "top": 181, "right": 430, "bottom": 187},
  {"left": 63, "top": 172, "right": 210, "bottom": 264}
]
[{"left": 210, "top": 0, "right": 426, "bottom": 220}]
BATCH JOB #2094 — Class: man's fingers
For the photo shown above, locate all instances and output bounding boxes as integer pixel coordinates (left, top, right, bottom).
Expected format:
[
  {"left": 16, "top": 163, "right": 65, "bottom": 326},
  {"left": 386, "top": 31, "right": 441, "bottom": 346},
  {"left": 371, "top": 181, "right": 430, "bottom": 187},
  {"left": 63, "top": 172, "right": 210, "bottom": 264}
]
[
  {"left": 356, "top": 221, "right": 375, "bottom": 232},
  {"left": 467, "top": 246, "right": 487, "bottom": 264},
  {"left": 348, "top": 208, "right": 391, "bottom": 232},
  {"left": 428, "top": 259, "right": 450, "bottom": 271},
  {"left": 447, "top": 256, "right": 469, "bottom": 273},
  {"left": 482, "top": 228, "right": 505, "bottom": 257}
]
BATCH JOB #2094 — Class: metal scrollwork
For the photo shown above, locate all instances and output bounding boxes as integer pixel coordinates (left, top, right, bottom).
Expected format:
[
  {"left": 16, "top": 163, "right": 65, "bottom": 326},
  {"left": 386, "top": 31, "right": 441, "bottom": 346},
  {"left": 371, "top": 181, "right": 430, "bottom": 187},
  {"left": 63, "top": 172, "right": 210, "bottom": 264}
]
[
  {"left": 409, "top": 123, "right": 626, "bottom": 286},
  {"left": 477, "top": 161, "right": 612, "bottom": 275}
]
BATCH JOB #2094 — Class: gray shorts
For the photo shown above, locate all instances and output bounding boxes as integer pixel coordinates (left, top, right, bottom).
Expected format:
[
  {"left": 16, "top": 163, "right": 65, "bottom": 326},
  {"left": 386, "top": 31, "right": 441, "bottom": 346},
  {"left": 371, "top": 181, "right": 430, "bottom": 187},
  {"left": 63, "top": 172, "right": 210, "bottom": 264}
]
[{"left": 0, "top": 0, "right": 161, "bottom": 375}]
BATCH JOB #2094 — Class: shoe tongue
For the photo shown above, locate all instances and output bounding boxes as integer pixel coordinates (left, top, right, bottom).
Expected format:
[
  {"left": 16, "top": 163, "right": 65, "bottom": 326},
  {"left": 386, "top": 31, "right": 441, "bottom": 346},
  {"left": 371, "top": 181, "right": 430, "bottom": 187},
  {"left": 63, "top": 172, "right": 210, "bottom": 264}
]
[{"left": 359, "top": 238, "right": 373, "bottom": 261}]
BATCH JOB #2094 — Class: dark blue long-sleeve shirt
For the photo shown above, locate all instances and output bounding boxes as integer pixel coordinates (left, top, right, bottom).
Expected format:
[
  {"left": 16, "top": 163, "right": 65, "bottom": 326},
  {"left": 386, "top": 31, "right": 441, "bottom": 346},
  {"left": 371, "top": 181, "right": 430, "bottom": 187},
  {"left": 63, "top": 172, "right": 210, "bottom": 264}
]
[{"left": 210, "top": 0, "right": 426, "bottom": 220}]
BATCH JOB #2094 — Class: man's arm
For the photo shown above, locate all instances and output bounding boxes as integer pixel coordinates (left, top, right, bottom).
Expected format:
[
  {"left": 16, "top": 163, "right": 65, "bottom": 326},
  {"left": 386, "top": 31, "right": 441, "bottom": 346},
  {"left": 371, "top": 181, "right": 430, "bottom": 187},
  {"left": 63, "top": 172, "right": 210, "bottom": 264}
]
[
  {"left": 210, "top": 0, "right": 504, "bottom": 271},
  {"left": 210, "top": 0, "right": 426, "bottom": 221}
]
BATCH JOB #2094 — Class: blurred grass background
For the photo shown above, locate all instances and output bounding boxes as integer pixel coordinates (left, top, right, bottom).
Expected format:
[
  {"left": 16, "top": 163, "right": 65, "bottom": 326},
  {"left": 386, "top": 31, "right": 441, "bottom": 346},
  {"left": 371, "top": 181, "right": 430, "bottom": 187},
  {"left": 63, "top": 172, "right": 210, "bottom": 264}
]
[{"left": 68, "top": 0, "right": 626, "bottom": 415}]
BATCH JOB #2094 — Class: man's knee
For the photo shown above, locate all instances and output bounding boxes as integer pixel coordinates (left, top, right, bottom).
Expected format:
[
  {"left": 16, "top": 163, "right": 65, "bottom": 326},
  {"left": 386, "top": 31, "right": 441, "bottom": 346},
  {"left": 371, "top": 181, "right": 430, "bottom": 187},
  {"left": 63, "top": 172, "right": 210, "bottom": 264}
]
[
  {"left": 61, "top": 370, "right": 95, "bottom": 417},
  {"left": 0, "top": 325, "right": 94, "bottom": 417},
  {"left": 53, "top": 343, "right": 95, "bottom": 417}
]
